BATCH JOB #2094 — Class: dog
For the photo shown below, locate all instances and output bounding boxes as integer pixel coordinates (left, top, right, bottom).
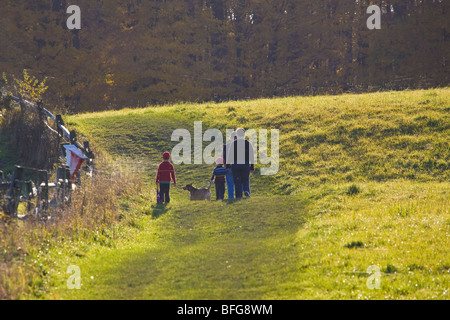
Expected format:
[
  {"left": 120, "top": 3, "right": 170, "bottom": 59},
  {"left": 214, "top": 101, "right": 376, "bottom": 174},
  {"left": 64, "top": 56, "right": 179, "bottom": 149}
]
[{"left": 182, "top": 183, "right": 211, "bottom": 201}]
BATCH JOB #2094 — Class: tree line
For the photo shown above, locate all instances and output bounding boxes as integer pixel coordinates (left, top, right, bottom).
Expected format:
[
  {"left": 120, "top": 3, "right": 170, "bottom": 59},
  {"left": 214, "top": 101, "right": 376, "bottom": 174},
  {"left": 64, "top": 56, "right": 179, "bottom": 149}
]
[{"left": 0, "top": 0, "right": 448, "bottom": 112}]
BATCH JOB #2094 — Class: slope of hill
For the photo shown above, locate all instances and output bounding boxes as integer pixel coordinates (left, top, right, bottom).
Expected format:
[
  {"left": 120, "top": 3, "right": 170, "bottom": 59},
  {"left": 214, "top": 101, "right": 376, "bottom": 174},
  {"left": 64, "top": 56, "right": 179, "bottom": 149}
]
[
  {"left": 68, "top": 88, "right": 449, "bottom": 190},
  {"left": 40, "top": 88, "right": 450, "bottom": 299}
]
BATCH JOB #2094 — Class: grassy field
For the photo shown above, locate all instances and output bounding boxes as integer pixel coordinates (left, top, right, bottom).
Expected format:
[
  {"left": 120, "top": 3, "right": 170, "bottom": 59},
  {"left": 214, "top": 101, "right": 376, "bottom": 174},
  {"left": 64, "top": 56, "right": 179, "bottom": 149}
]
[{"left": 10, "top": 88, "right": 450, "bottom": 299}]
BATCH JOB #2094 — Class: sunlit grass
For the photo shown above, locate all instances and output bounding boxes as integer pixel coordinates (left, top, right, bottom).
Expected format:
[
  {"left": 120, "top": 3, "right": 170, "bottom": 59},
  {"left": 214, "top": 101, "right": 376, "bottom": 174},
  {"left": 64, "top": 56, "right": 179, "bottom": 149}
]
[
  {"left": 295, "top": 180, "right": 450, "bottom": 299},
  {"left": 69, "top": 87, "right": 449, "bottom": 189},
  {"left": 10, "top": 87, "right": 450, "bottom": 300}
]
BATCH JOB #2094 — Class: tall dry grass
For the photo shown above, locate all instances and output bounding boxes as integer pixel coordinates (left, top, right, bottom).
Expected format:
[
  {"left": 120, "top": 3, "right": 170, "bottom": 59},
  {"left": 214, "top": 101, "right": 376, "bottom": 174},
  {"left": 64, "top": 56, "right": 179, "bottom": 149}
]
[{"left": 0, "top": 155, "right": 144, "bottom": 299}]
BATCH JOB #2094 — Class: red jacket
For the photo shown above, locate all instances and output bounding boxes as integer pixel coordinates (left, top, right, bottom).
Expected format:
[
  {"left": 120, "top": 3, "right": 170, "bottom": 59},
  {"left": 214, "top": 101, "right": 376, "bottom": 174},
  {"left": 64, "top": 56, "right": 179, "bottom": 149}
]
[{"left": 156, "top": 161, "right": 176, "bottom": 184}]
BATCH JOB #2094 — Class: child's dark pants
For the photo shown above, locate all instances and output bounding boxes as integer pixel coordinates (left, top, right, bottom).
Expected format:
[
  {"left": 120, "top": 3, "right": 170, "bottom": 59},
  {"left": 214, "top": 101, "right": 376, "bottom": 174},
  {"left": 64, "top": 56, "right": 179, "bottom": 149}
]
[
  {"left": 159, "top": 183, "right": 170, "bottom": 203},
  {"left": 215, "top": 182, "right": 225, "bottom": 200}
]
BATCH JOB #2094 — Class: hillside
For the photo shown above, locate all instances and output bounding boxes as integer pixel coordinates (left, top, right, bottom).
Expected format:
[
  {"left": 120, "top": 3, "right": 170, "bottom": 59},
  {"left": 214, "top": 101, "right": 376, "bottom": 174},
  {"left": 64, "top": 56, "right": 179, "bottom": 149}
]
[
  {"left": 68, "top": 88, "right": 449, "bottom": 187},
  {"left": 26, "top": 88, "right": 450, "bottom": 299}
]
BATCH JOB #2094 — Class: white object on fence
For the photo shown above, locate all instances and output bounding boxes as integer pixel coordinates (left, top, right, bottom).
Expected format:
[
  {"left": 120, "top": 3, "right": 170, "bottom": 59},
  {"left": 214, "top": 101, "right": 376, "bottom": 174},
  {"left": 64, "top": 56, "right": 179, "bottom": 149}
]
[{"left": 64, "top": 145, "right": 88, "bottom": 180}]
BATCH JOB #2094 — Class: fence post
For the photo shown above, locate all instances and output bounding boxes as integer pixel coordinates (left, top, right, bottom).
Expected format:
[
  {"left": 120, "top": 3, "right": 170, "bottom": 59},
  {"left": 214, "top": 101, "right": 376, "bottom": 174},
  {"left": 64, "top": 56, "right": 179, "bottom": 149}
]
[
  {"left": 83, "top": 141, "right": 94, "bottom": 159},
  {"left": 56, "top": 166, "right": 65, "bottom": 206},
  {"left": 56, "top": 114, "right": 64, "bottom": 136},
  {"left": 70, "top": 130, "right": 77, "bottom": 144},
  {"left": 38, "top": 170, "right": 49, "bottom": 212},
  {"left": 6, "top": 166, "right": 24, "bottom": 216},
  {"left": 25, "top": 181, "right": 33, "bottom": 213},
  {"left": 56, "top": 166, "right": 72, "bottom": 206},
  {"left": 66, "top": 166, "right": 73, "bottom": 204}
]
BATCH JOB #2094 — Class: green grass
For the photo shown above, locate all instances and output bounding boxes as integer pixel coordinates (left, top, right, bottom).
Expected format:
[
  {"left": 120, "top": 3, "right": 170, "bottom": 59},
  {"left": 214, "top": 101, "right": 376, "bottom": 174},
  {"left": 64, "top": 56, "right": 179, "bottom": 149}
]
[
  {"left": 21, "top": 88, "right": 450, "bottom": 299},
  {"left": 68, "top": 88, "right": 449, "bottom": 188},
  {"left": 51, "top": 196, "right": 309, "bottom": 299}
]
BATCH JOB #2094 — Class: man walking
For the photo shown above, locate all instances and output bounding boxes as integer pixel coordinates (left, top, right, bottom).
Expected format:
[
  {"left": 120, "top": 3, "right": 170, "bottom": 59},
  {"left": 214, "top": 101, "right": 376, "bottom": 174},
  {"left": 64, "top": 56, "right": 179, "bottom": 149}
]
[{"left": 225, "top": 128, "right": 255, "bottom": 198}]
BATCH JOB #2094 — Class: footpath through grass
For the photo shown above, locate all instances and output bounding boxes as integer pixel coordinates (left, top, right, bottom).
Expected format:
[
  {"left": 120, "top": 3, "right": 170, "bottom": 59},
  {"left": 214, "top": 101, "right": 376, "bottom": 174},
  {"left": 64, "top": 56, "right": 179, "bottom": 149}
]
[
  {"left": 52, "top": 195, "right": 309, "bottom": 300},
  {"left": 48, "top": 180, "right": 449, "bottom": 300},
  {"left": 23, "top": 88, "right": 450, "bottom": 299}
]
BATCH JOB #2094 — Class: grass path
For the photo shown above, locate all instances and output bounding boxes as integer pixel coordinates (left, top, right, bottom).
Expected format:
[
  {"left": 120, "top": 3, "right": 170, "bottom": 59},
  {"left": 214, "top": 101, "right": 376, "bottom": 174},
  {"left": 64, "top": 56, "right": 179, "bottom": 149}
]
[
  {"left": 53, "top": 194, "right": 309, "bottom": 300},
  {"left": 39, "top": 88, "right": 449, "bottom": 300},
  {"left": 50, "top": 179, "right": 450, "bottom": 300}
]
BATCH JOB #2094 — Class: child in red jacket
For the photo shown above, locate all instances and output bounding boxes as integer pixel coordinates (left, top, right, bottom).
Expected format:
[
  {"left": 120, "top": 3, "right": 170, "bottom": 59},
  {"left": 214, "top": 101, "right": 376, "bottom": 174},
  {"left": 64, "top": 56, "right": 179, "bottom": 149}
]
[{"left": 156, "top": 152, "right": 176, "bottom": 204}]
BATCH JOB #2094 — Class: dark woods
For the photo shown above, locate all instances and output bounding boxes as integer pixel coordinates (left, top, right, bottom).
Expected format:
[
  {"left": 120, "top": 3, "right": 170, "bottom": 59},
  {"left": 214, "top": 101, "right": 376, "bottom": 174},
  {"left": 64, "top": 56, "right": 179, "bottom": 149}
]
[{"left": 0, "top": 0, "right": 449, "bottom": 112}]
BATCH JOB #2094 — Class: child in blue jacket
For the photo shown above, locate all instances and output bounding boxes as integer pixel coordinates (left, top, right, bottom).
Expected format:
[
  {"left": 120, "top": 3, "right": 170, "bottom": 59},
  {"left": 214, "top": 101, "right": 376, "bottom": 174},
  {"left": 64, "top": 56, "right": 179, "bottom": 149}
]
[{"left": 210, "top": 157, "right": 227, "bottom": 200}]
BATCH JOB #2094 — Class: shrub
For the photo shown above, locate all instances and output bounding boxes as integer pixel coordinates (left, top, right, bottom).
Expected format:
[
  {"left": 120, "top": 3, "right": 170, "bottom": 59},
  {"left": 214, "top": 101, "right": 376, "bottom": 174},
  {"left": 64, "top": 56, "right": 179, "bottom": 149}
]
[
  {"left": 346, "top": 184, "right": 360, "bottom": 196},
  {"left": 0, "top": 70, "right": 57, "bottom": 170},
  {"left": 344, "top": 240, "right": 364, "bottom": 249},
  {"left": 384, "top": 263, "right": 398, "bottom": 274}
]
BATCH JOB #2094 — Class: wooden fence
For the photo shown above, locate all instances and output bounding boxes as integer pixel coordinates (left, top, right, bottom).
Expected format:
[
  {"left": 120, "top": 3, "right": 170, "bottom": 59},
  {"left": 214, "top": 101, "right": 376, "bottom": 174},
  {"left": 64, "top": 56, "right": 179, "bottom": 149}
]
[{"left": 0, "top": 90, "right": 95, "bottom": 218}]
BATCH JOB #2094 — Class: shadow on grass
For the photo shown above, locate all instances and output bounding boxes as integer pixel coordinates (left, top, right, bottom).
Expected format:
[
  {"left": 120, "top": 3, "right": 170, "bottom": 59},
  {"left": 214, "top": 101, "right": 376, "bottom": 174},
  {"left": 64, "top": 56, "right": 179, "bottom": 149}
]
[
  {"left": 222, "top": 197, "right": 249, "bottom": 204},
  {"left": 151, "top": 203, "right": 170, "bottom": 219},
  {"left": 91, "top": 195, "right": 309, "bottom": 299}
]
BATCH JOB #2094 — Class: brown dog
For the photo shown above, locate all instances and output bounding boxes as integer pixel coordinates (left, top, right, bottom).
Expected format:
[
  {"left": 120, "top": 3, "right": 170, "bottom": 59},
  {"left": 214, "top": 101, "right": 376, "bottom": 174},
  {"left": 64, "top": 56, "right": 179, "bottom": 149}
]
[{"left": 182, "top": 183, "right": 211, "bottom": 201}]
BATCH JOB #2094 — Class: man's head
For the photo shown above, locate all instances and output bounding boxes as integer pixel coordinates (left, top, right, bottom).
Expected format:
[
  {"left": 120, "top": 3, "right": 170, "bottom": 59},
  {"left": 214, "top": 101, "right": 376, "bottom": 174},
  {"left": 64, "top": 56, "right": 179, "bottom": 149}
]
[
  {"left": 236, "top": 128, "right": 245, "bottom": 139},
  {"left": 162, "top": 152, "right": 171, "bottom": 160}
]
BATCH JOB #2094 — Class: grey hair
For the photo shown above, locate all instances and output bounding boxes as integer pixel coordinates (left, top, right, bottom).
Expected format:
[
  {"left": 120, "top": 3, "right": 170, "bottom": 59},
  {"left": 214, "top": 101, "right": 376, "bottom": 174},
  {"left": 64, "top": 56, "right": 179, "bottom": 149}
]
[{"left": 236, "top": 128, "right": 245, "bottom": 138}]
